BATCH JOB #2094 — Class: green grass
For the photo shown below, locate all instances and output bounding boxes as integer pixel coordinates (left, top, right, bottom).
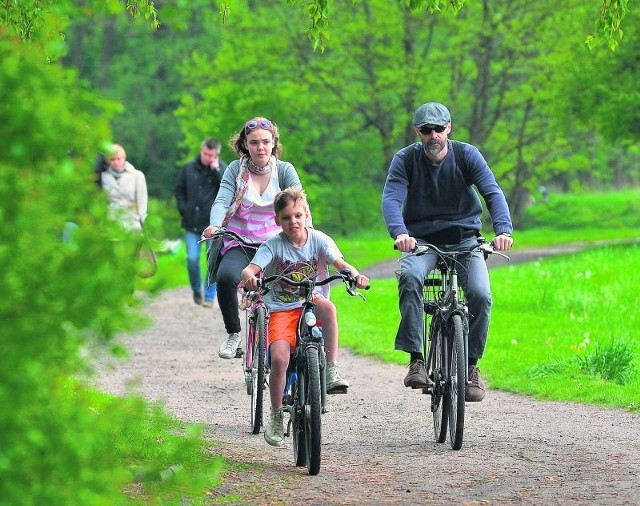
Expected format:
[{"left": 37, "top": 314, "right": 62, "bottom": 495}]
[{"left": 333, "top": 242, "right": 640, "bottom": 412}]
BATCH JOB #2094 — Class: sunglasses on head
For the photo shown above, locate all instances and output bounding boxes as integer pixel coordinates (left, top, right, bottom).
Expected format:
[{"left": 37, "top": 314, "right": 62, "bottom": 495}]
[
  {"left": 418, "top": 124, "right": 447, "bottom": 135},
  {"left": 245, "top": 119, "right": 273, "bottom": 131}
]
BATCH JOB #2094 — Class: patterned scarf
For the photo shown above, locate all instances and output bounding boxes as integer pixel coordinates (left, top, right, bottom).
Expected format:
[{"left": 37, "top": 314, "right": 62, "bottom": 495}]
[{"left": 222, "top": 155, "right": 277, "bottom": 227}]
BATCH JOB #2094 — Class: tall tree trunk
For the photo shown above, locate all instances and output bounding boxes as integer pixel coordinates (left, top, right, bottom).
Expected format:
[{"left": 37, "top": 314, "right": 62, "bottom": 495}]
[{"left": 98, "top": 19, "right": 115, "bottom": 89}]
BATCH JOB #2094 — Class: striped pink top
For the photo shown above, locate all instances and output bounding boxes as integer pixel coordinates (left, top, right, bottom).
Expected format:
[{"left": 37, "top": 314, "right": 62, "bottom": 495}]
[{"left": 221, "top": 169, "right": 282, "bottom": 254}]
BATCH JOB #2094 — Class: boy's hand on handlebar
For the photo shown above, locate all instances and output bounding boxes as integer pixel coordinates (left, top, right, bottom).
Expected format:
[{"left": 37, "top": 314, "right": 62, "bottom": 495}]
[
  {"left": 394, "top": 233, "right": 416, "bottom": 253},
  {"left": 201, "top": 225, "right": 219, "bottom": 240},
  {"left": 354, "top": 274, "right": 370, "bottom": 290},
  {"left": 241, "top": 275, "right": 259, "bottom": 292},
  {"left": 492, "top": 233, "right": 513, "bottom": 251}
]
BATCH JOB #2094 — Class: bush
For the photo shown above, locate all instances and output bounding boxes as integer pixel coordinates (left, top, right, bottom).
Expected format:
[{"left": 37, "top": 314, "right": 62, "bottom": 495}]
[
  {"left": 577, "top": 339, "right": 636, "bottom": 385},
  {"left": 0, "top": 29, "right": 219, "bottom": 505}
]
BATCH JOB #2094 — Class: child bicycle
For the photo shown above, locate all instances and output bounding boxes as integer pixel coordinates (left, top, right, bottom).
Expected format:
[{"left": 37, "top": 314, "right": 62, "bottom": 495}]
[
  {"left": 201, "top": 228, "right": 266, "bottom": 434},
  {"left": 259, "top": 270, "right": 367, "bottom": 476},
  {"left": 403, "top": 239, "right": 508, "bottom": 450}
]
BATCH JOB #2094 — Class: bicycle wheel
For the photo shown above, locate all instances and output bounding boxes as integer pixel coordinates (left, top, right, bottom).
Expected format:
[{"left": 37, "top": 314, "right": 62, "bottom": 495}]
[
  {"left": 304, "top": 346, "right": 322, "bottom": 475},
  {"left": 448, "top": 314, "right": 466, "bottom": 450},
  {"left": 429, "top": 320, "right": 449, "bottom": 444},
  {"left": 292, "top": 367, "right": 306, "bottom": 467},
  {"left": 249, "top": 307, "right": 267, "bottom": 435}
]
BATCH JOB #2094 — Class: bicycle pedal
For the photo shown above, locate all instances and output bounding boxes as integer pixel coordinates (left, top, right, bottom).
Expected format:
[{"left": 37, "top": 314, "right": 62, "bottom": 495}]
[
  {"left": 421, "top": 387, "right": 432, "bottom": 395},
  {"left": 235, "top": 348, "right": 243, "bottom": 358}
]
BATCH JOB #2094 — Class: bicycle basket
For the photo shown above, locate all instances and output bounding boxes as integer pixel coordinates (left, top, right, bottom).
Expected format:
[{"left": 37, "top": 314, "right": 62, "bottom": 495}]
[{"left": 423, "top": 272, "right": 442, "bottom": 315}]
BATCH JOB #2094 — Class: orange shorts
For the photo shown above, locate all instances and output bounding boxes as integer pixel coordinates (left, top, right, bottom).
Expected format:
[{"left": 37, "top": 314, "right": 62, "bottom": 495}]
[{"left": 267, "top": 308, "right": 303, "bottom": 352}]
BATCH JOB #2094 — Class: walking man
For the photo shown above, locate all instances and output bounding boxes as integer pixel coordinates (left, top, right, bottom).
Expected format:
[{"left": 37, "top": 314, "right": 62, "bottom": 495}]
[{"left": 175, "top": 138, "right": 227, "bottom": 306}]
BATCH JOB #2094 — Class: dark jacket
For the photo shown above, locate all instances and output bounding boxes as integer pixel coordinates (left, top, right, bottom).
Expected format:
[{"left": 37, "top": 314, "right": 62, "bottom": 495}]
[{"left": 175, "top": 155, "right": 227, "bottom": 234}]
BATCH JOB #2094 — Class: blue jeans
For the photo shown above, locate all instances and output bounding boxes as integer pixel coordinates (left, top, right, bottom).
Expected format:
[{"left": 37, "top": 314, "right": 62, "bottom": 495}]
[
  {"left": 394, "top": 237, "right": 492, "bottom": 361},
  {"left": 185, "top": 231, "right": 217, "bottom": 301}
]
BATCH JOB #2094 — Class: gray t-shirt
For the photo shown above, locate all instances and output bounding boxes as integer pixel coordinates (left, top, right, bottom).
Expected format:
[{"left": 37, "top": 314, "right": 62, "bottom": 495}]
[{"left": 251, "top": 228, "right": 342, "bottom": 312}]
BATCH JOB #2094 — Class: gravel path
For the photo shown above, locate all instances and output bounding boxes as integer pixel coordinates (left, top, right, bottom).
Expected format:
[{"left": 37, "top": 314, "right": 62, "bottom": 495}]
[{"left": 97, "top": 247, "right": 639, "bottom": 505}]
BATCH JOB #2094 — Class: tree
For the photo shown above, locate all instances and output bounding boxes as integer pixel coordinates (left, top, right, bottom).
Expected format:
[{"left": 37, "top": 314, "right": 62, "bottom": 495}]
[
  {"left": 218, "top": 0, "right": 630, "bottom": 51},
  {"left": 179, "top": 0, "right": 637, "bottom": 230}
]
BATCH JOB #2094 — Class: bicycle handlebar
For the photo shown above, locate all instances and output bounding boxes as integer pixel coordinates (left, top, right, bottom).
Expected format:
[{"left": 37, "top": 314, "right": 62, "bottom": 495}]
[
  {"left": 395, "top": 239, "right": 510, "bottom": 261},
  {"left": 414, "top": 242, "right": 510, "bottom": 261},
  {"left": 198, "top": 227, "right": 262, "bottom": 248},
  {"left": 259, "top": 269, "right": 369, "bottom": 298}
]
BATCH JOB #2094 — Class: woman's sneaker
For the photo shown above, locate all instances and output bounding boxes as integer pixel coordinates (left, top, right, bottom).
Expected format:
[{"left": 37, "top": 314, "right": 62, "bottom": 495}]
[
  {"left": 218, "top": 333, "right": 241, "bottom": 359},
  {"left": 264, "top": 407, "right": 284, "bottom": 446}
]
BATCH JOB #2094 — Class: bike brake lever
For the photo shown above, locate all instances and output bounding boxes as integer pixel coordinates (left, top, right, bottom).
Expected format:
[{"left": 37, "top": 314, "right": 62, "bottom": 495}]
[
  {"left": 413, "top": 245, "right": 429, "bottom": 256},
  {"left": 484, "top": 242, "right": 510, "bottom": 261}
]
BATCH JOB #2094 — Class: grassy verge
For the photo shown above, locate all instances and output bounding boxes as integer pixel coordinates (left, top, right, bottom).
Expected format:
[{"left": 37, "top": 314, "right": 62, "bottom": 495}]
[{"left": 334, "top": 242, "right": 639, "bottom": 412}]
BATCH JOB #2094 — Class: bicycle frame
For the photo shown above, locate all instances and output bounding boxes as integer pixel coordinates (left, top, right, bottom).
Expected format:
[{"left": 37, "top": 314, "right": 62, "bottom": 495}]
[
  {"left": 239, "top": 284, "right": 270, "bottom": 433},
  {"left": 424, "top": 255, "right": 470, "bottom": 391}
]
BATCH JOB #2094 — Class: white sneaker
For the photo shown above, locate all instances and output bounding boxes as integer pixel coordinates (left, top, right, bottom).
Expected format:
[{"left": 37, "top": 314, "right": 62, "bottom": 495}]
[
  {"left": 264, "top": 407, "right": 284, "bottom": 446},
  {"left": 326, "top": 361, "right": 349, "bottom": 393},
  {"left": 218, "top": 332, "right": 241, "bottom": 359}
]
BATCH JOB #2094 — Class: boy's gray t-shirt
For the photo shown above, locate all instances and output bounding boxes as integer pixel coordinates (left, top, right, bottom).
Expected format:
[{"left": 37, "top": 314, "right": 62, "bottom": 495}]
[{"left": 251, "top": 228, "right": 342, "bottom": 312}]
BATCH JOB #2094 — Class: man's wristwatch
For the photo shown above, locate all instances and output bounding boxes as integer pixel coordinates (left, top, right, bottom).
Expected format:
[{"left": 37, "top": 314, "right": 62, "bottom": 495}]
[{"left": 499, "top": 232, "right": 512, "bottom": 238}]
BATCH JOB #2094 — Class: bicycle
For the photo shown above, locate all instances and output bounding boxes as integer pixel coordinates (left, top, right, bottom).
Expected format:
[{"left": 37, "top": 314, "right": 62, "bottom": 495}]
[
  {"left": 201, "top": 228, "right": 266, "bottom": 434},
  {"left": 401, "top": 239, "right": 508, "bottom": 450},
  {"left": 260, "top": 270, "right": 367, "bottom": 475}
]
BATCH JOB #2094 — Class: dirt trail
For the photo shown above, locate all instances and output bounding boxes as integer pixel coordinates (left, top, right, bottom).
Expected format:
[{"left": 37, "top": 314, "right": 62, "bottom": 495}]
[{"left": 96, "top": 248, "right": 639, "bottom": 505}]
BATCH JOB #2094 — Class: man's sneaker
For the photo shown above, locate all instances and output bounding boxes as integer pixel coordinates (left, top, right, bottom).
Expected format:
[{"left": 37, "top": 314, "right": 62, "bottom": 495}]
[
  {"left": 466, "top": 365, "right": 486, "bottom": 402},
  {"left": 264, "top": 407, "right": 284, "bottom": 446},
  {"left": 218, "top": 333, "right": 242, "bottom": 359},
  {"left": 202, "top": 299, "right": 214, "bottom": 308},
  {"left": 404, "top": 359, "right": 428, "bottom": 389},
  {"left": 326, "top": 361, "right": 349, "bottom": 394},
  {"left": 193, "top": 291, "right": 203, "bottom": 305}
]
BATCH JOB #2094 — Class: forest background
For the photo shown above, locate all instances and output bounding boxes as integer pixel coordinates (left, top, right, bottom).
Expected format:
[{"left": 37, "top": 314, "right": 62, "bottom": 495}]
[{"left": 60, "top": 0, "right": 640, "bottom": 236}]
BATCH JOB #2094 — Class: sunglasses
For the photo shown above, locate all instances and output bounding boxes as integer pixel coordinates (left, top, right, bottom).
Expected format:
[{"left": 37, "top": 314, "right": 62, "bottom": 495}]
[
  {"left": 245, "top": 119, "right": 273, "bottom": 131},
  {"left": 418, "top": 124, "right": 447, "bottom": 135}
]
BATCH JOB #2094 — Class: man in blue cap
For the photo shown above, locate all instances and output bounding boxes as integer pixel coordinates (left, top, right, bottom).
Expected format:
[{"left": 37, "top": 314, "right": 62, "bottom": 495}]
[{"left": 381, "top": 102, "right": 514, "bottom": 401}]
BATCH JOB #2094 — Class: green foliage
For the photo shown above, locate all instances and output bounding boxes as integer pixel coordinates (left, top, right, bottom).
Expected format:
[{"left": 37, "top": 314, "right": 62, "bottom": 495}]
[
  {"left": 0, "top": 25, "right": 220, "bottom": 505},
  {"left": 554, "top": 9, "right": 640, "bottom": 145},
  {"left": 175, "top": 0, "right": 640, "bottom": 234},
  {"left": 61, "top": 0, "right": 225, "bottom": 200},
  {"left": 586, "top": 0, "right": 630, "bottom": 50},
  {"left": 0, "top": 0, "right": 159, "bottom": 48}
]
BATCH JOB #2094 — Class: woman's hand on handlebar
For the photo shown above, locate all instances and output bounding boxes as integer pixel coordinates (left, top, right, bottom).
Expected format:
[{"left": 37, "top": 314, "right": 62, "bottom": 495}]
[
  {"left": 201, "top": 225, "right": 219, "bottom": 240},
  {"left": 394, "top": 233, "right": 416, "bottom": 253}
]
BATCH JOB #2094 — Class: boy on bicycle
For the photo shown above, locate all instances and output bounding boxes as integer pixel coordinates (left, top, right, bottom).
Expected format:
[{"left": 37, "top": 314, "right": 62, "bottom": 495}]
[{"left": 241, "top": 188, "right": 369, "bottom": 446}]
